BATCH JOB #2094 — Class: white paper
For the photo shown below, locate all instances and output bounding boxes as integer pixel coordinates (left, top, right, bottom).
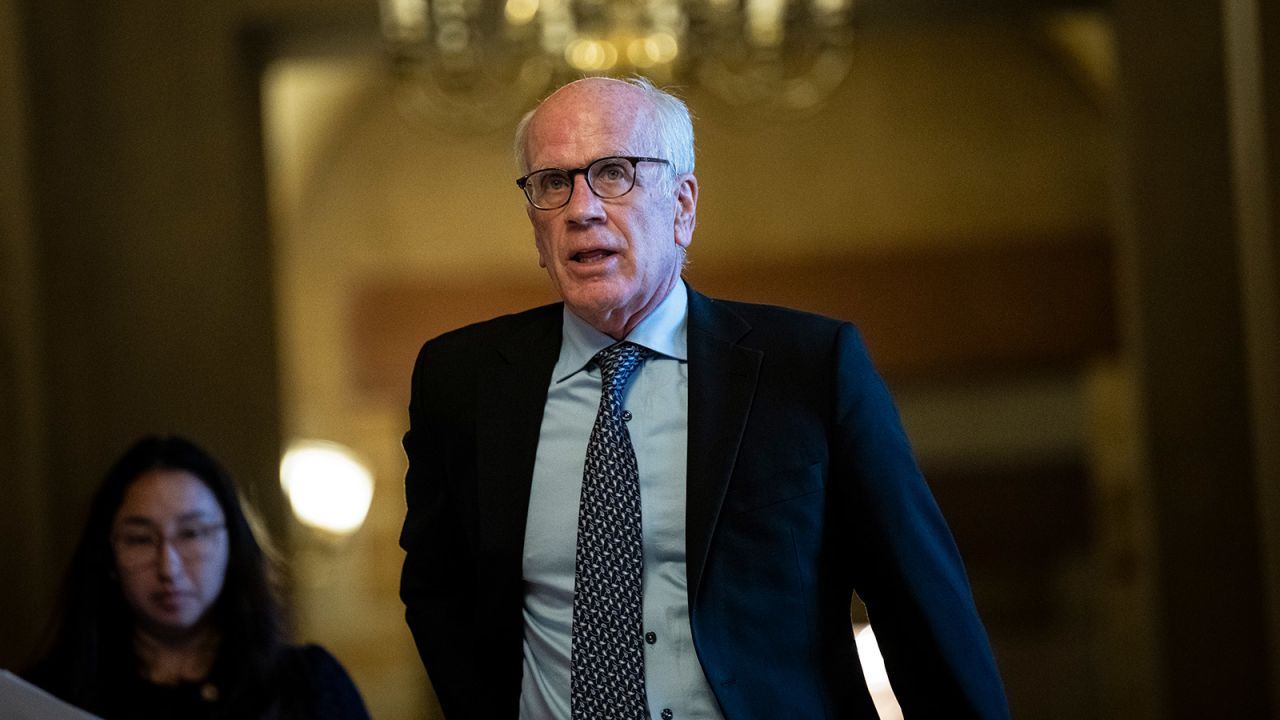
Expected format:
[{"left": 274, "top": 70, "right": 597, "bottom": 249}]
[{"left": 0, "top": 670, "right": 103, "bottom": 720}]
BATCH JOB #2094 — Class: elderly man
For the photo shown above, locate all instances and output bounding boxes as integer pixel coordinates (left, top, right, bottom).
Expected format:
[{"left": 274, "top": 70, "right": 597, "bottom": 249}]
[{"left": 400, "top": 77, "right": 1009, "bottom": 719}]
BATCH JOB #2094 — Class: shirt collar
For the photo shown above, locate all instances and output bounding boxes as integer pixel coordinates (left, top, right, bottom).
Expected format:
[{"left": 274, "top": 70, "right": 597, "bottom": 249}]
[{"left": 553, "top": 279, "right": 689, "bottom": 383}]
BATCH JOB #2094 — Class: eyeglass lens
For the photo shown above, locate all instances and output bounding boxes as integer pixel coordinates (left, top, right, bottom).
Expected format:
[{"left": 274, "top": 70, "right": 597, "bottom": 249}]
[
  {"left": 526, "top": 157, "right": 640, "bottom": 209},
  {"left": 113, "top": 522, "right": 226, "bottom": 567}
]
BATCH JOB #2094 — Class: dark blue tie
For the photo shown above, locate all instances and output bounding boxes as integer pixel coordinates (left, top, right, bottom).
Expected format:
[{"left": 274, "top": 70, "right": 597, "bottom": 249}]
[{"left": 570, "top": 341, "right": 650, "bottom": 719}]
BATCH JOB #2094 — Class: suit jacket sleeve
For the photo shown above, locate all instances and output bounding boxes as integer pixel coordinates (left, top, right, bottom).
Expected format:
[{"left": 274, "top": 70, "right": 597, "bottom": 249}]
[
  {"left": 831, "top": 322, "right": 1009, "bottom": 718},
  {"left": 399, "top": 337, "right": 480, "bottom": 718},
  {"left": 398, "top": 305, "right": 559, "bottom": 718}
]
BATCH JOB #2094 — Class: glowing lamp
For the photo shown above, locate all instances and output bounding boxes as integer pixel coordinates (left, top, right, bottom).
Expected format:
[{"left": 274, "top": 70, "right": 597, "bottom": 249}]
[{"left": 280, "top": 440, "right": 374, "bottom": 536}]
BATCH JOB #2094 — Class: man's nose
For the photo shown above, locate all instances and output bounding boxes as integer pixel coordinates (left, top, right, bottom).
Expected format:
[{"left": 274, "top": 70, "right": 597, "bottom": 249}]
[{"left": 564, "top": 173, "right": 605, "bottom": 224}]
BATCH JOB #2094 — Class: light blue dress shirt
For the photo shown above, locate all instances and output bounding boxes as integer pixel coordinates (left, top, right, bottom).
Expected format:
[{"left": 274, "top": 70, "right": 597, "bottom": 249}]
[{"left": 520, "top": 281, "right": 725, "bottom": 720}]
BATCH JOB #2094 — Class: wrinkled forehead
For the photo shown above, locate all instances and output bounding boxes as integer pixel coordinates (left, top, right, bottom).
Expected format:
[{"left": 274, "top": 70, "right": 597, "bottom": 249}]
[{"left": 524, "top": 80, "right": 659, "bottom": 167}]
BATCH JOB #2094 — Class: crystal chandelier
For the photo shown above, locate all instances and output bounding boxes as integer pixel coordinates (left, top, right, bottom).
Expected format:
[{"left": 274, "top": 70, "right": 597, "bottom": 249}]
[{"left": 378, "top": 0, "right": 857, "bottom": 133}]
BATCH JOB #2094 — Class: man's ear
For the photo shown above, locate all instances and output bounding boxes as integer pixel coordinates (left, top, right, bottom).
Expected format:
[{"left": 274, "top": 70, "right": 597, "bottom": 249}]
[{"left": 673, "top": 174, "right": 698, "bottom": 249}]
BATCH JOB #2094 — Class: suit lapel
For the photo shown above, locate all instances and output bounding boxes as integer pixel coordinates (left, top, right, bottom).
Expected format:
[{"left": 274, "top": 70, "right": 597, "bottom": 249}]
[
  {"left": 476, "top": 305, "right": 563, "bottom": 569},
  {"left": 685, "top": 288, "right": 761, "bottom": 607},
  {"left": 470, "top": 293, "right": 760, "bottom": 607}
]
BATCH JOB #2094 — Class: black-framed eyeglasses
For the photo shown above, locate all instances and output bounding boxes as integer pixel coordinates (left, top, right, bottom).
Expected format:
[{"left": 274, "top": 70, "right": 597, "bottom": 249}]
[{"left": 516, "top": 156, "right": 671, "bottom": 210}]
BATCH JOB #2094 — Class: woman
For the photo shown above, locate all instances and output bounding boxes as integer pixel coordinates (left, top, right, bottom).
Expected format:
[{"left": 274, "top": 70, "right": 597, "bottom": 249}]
[{"left": 25, "top": 434, "right": 371, "bottom": 719}]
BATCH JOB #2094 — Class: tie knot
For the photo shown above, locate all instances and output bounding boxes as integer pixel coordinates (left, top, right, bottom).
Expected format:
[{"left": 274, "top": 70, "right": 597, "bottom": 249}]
[{"left": 593, "top": 342, "right": 648, "bottom": 393}]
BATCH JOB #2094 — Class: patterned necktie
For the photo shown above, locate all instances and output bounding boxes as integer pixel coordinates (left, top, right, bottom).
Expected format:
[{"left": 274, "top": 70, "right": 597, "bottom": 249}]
[{"left": 570, "top": 341, "right": 650, "bottom": 720}]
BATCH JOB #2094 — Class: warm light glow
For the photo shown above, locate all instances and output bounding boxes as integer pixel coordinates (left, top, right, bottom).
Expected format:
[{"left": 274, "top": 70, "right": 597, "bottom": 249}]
[
  {"left": 379, "top": 0, "right": 858, "bottom": 125},
  {"left": 650, "top": 32, "right": 679, "bottom": 63},
  {"left": 854, "top": 624, "right": 904, "bottom": 720},
  {"left": 380, "top": 0, "right": 428, "bottom": 41},
  {"left": 746, "top": 0, "right": 785, "bottom": 47},
  {"left": 565, "top": 38, "right": 618, "bottom": 71},
  {"left": 538, "top": 0, "right": 572, "bottom": 55},
  {"left": 627, "top": 38, "right": 658, "bottom": 68},
  {"left": 280, "top": 440, "right": 375, "bottom": 535},
  {"left": 505, "top": 0, "right": 540, "bottom": 25},
  {"left": 627, "top": 32, "right": 679, "bottom": 67},
  {"left": 813, "top": 0, "right": 850, "bottom": 15}
]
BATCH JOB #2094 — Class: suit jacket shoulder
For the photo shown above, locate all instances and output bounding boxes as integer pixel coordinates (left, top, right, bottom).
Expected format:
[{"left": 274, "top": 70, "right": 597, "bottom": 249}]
[
  {"left": 414, "top": 301, "right": 563, "bottom": 364},
  {"left": 689, "top": 291, "right": 857, "bottom": 355},
  {"left": 407, "top": 302, "right": 563, "bottom": 412}
]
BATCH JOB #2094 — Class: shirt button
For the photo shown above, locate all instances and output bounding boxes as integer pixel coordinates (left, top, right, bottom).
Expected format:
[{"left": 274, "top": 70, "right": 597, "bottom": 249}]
[
  {"left": 661, "top": 709, "right": 673, "bottom": 720},
  {"left": 645, "top": 631, "right": 657, "bottom": 644},
  {"left": 622, "top": 410, "right": 633, "bottom": 422}
]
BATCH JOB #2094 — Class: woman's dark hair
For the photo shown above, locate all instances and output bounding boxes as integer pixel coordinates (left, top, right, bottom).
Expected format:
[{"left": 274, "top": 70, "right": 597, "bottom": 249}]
[{"left": 27, "top": 434, "right": 286, "bottom": 714}]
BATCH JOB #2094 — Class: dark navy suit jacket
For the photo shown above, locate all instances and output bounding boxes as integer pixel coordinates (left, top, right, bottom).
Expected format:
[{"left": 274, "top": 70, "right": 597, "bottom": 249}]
[{"left": 400, "top": 285, "right": 1009, "bottom": 718}]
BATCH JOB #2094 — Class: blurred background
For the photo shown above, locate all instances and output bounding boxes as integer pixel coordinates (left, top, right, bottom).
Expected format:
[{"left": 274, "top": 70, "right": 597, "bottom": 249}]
[{"left": 1, "top": 0, "right": 1277, "bottom": 718}]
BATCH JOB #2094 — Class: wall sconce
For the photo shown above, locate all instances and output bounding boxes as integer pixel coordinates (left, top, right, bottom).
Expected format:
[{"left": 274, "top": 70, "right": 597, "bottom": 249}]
[{"left": 279, "top": 439, "right": 375, "bottom": 537}]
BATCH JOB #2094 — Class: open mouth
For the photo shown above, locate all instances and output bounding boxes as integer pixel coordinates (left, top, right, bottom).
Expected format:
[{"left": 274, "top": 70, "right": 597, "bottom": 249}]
[{"left": 572, "top": 249, "right": 616, "bottom": 263}]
